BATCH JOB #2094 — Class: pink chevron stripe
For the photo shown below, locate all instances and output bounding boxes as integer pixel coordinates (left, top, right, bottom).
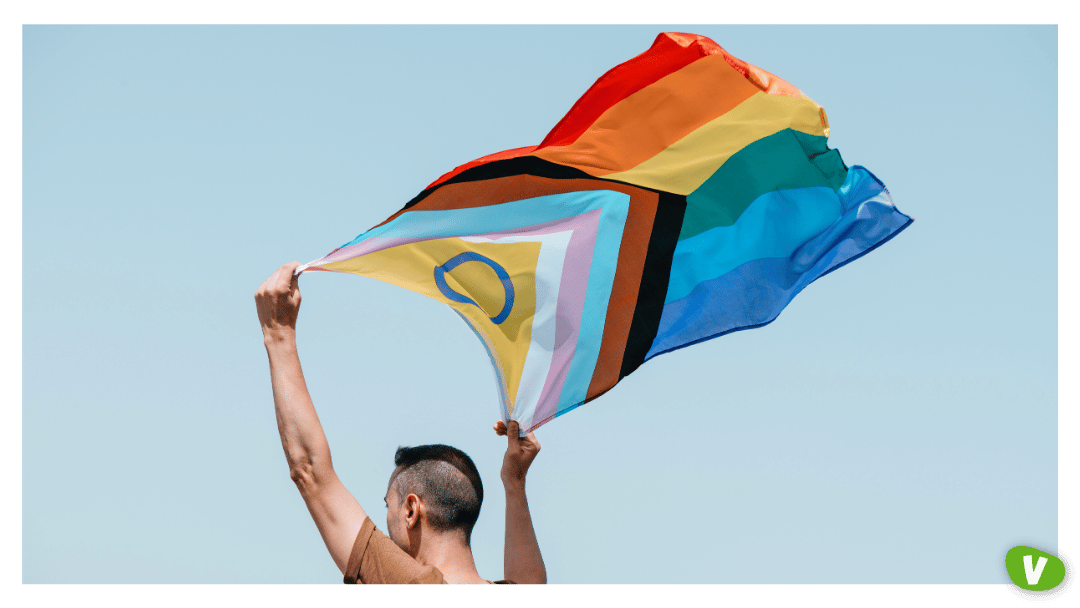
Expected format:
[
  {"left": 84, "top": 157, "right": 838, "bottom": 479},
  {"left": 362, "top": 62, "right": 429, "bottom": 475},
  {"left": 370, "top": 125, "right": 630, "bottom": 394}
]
[{"left": 529, "top": 209, "right": 601, "bottom": 428}]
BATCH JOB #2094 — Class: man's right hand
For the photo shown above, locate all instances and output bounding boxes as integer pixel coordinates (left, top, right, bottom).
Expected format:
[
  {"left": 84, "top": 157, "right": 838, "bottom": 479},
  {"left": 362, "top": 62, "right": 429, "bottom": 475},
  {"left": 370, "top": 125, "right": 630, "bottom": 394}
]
[
  {"left": 255, "top": 261, "right": 302, "bottom": 343},
  {"left": 257, "top": 261, "right": 368, "bottom": 577}
]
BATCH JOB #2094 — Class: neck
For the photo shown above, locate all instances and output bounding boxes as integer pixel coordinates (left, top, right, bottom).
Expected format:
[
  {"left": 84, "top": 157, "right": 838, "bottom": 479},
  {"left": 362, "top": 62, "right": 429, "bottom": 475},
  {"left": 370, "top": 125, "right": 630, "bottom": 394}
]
[{"left": 413, "top": 531, "right": 486, "bottom": 584}]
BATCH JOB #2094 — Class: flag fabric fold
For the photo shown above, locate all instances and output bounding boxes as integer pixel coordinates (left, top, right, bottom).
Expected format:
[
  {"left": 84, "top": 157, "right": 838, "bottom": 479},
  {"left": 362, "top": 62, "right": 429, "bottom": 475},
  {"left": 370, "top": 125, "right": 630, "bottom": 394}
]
[{"left": 298, "top": 33, "right": 912, "bottom": 434}]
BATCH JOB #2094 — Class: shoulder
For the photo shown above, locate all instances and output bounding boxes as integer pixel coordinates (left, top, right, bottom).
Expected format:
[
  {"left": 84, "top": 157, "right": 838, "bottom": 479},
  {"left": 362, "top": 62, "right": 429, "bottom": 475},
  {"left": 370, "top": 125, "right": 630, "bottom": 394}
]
[{"left": 344, "top": 519, "right": 447, "bottom": 584}]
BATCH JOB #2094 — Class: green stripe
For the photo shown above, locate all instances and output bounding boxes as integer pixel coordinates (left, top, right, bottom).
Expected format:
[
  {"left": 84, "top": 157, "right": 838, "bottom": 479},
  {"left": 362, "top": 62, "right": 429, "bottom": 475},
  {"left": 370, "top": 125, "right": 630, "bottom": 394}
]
[{"left": 678, "top": 130, "right": 848, "bottom": 241}]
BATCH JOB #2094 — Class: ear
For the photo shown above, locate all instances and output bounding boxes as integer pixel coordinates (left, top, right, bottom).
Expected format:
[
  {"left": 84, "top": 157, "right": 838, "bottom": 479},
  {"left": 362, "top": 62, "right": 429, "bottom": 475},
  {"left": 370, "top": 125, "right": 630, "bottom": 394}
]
[{"left": 404, "top": 493, "right": 422, "bottom": 529}]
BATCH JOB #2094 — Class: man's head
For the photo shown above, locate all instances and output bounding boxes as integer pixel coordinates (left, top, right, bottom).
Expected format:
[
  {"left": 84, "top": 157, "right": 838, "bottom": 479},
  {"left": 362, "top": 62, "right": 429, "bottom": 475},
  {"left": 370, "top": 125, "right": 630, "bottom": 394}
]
[{"left": 384, "top": 444, "right": 484, "bottom": 553}]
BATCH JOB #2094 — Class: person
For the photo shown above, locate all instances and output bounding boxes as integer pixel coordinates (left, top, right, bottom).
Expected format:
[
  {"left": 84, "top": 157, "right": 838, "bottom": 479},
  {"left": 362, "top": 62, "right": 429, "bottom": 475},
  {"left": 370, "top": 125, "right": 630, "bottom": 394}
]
[{"left": 255, "top": 261, "right": 546, "bottom": 584}]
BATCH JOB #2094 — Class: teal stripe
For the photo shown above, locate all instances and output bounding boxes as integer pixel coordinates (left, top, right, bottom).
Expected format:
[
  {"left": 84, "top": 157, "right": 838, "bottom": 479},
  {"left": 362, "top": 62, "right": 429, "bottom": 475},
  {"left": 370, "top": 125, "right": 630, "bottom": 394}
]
[
  {"left": 680, "top": 129, "right": 847, "bottom": 241},
  {"left": 665, "top": 186, "right": 842, "bottom": 304}
]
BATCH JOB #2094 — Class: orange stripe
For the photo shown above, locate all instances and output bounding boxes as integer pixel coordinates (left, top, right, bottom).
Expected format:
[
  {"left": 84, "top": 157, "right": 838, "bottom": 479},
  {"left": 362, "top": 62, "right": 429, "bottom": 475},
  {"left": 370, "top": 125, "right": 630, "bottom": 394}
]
[
  {"left": 537, "top": 32, "right": 721, "bottom": 149},
  {"left": 532, "top": 54, "right": 761, "bottom": 177}
]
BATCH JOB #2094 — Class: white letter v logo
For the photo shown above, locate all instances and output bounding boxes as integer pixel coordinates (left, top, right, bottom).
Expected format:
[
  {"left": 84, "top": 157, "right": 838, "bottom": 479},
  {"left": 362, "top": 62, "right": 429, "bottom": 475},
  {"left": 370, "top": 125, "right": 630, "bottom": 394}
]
[{"left": 1023, "top": 555, "right": 1048, "bottom": 585}]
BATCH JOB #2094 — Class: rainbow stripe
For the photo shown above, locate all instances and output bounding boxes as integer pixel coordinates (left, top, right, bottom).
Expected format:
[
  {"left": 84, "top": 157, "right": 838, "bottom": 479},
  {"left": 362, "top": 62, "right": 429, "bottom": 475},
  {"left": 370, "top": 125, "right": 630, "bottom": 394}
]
[{"left": 299, "top": 33, "right": 912, "bottom": 433}]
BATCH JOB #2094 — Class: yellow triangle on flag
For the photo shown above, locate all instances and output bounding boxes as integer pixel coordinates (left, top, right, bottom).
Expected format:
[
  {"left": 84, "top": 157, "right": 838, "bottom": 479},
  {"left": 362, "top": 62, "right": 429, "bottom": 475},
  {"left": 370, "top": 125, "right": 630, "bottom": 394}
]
[{"left": 321, "top": 237, "right": 541, "bottom": 409}]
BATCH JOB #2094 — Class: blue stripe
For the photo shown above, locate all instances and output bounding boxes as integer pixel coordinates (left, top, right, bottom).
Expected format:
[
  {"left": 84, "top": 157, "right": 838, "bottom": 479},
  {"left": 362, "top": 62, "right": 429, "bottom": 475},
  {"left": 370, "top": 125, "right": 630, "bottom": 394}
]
[
  {"left": 645, "top": 166, "right": 911, "bottom": 360},
  {"left": 666, "top": 186, "right": 843, "bottom": 304}
]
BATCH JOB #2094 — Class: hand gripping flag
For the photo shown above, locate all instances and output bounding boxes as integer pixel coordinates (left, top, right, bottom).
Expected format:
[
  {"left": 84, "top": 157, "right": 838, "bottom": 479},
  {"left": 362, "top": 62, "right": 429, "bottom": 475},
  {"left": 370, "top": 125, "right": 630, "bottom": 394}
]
[{"left": 297, "top": 33, "right": 912, "bottom": 434}]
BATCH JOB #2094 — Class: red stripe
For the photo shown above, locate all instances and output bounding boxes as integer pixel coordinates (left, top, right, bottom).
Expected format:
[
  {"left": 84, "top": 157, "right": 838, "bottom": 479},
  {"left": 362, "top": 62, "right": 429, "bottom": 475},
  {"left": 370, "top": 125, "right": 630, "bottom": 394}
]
[
  {"left": 535, "top": 32, "right": 720, "bottom": 150},
  {"left": 423, "top": 145, "right": 537, "bottom": 191}
]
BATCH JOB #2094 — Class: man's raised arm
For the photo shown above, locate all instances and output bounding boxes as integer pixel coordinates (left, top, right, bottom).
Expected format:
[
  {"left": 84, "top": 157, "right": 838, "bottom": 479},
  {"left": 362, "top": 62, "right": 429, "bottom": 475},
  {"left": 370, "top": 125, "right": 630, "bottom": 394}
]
[
  {"left": 256, "top": 262, "right": 367, "bottom": 575},
  {"left": 495, "top": 420, "right": 547, "bottom": 584}
]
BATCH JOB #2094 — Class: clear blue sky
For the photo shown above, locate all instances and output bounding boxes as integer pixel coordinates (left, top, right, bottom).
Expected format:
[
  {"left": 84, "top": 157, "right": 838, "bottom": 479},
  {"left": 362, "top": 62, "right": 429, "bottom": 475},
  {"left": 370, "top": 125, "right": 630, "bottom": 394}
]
[{"left": 22, "top": 25, "right": 1057, "bottom": 584}]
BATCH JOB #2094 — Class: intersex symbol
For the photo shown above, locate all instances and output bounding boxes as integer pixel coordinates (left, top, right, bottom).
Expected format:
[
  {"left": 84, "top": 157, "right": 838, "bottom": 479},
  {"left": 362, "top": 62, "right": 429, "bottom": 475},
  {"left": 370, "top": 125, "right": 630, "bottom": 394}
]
[{"left": 433, "top": 252, "right": 516, "bottom": 325}]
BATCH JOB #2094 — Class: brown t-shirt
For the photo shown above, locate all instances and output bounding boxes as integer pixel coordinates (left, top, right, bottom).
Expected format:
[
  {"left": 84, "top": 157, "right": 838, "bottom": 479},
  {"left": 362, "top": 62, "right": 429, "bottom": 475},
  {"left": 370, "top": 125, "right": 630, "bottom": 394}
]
[{"left": 343, "top": 518, "right": 513, "bottom": 584}]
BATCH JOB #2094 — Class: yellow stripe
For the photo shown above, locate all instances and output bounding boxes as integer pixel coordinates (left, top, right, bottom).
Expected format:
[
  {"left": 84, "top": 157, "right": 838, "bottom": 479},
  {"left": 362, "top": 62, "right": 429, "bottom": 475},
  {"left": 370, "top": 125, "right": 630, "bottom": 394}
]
[
  {"left": 323, "top": 238, "right": 541, "bottom": 410},
  {"left": 603, "top": 91, "right": 828, "bottom": 195}
]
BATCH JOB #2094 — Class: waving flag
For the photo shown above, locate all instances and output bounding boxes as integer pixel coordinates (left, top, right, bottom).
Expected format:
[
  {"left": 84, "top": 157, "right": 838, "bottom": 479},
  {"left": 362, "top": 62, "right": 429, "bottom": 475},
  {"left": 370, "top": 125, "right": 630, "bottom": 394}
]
[{"left": 298, "top": 32, "right": 912, "bottom": 434}]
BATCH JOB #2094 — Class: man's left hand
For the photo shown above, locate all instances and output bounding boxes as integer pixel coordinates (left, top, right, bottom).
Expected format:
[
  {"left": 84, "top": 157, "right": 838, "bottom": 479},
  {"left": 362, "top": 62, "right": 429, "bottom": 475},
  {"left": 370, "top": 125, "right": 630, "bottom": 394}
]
[{"left": 494, "top": 420, "right": 541, "bottom": 488}]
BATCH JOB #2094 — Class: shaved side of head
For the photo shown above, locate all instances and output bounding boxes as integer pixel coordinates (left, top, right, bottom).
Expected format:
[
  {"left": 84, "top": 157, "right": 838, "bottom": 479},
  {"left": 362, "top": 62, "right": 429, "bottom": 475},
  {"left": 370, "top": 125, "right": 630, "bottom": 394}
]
[{"left": 392, "top": 444, "right": 484, "bottom": 543}]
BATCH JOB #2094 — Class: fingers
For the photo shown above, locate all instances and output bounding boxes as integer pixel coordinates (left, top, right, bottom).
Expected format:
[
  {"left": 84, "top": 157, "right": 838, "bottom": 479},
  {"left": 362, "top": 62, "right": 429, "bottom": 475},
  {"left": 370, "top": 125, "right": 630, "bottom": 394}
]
[
  {"left": 269, "top": 264, "right": 287, "bottom": 288},
  {"left": 257, "top": 267, "right": 279, "bottom": 295},
  {"left": 279, "top": 262, "right": 301, "bottom": 291},
  {"left": 257, "top": 262, "right": 300, "bottom": 295},
  {"left": 526, "top": 432, "right": 540, "bottom": 451},
  {"left": 494, "top": 420, "right": 535, "bottom": 444},
  {"left": 290, "top": 266, "right": 300, "bottom": 294}
]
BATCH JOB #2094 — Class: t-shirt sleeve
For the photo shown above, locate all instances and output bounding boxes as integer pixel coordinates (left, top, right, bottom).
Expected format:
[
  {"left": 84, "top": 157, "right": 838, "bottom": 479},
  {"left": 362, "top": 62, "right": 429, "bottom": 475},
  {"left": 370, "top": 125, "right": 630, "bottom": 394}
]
[{"left": 343, "top": 518, "right": 446, "bottom": 584}]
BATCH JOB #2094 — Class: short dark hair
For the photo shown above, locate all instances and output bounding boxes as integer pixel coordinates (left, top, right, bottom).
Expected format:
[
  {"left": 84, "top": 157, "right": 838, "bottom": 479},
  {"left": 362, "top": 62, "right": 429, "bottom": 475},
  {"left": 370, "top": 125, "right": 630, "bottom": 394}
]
[{"left": 392, "top": 444, "right": 483, "bottom": 542}]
